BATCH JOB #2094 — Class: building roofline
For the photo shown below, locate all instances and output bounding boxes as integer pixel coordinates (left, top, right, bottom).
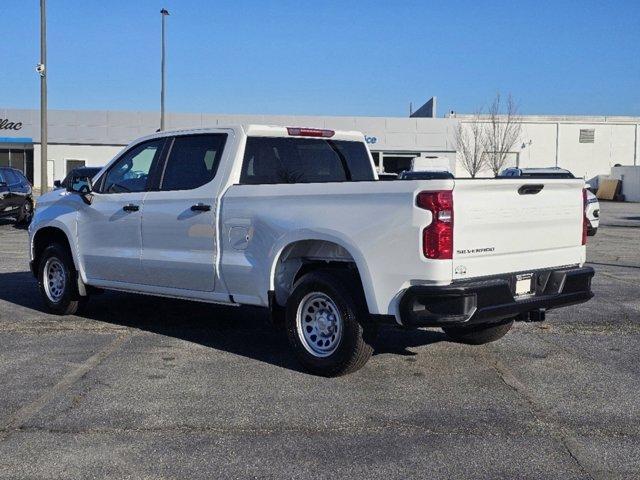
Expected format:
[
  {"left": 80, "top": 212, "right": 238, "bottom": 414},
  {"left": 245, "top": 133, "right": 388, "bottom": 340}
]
[{"left": 451, "top": 113, "right": 640, "bottom": 123}]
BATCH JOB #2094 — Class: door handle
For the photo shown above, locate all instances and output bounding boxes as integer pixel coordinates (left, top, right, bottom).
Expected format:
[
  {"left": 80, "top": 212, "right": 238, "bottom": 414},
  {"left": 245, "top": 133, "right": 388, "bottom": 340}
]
[
  {"left": 190, "top": 203, "right": 211, "bottom": 212},
  {"left": 122, "top": 204, "right": 139, "bottom": 212},
  {"left": 518, "top": 184, "right": 544, "bottom": 195}
]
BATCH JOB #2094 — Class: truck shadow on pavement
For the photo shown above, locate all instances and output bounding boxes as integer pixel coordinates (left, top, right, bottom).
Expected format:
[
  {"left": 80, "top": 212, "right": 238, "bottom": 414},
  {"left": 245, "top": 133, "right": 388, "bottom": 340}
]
[{"left": 0, "top": 271, "right": 445, "bottom": 373}]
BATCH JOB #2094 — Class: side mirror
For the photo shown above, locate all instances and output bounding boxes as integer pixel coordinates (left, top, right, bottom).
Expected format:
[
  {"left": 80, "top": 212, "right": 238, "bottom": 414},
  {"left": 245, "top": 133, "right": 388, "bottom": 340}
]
[
  {"left": 53, "top": 180, "right": 62, "bottom": 188},
  {"left": 67, "top": 177, "right": 94, "bottom": 205}
]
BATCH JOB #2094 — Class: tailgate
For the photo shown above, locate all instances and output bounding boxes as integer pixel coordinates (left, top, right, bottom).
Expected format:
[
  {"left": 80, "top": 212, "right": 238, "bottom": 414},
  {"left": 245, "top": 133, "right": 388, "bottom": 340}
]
[{"left": 452, "top": 179, "right": 585, "bottom": 280}]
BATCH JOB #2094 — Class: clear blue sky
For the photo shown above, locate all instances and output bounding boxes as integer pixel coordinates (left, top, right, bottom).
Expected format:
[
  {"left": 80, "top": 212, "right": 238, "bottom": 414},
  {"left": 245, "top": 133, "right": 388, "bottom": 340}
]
[{"left": 1, "top": 0, "right": 639, "bottom": 117}]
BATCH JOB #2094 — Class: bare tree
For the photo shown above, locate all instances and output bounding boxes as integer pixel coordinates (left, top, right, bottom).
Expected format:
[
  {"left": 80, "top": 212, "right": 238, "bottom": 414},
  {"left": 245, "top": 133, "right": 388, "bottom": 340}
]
[
  {"left": 485, "top": 93, "right": 522, "bottom": 176},
  {"left": 454, "top": 111, "right": 487, "bottom": 178}
]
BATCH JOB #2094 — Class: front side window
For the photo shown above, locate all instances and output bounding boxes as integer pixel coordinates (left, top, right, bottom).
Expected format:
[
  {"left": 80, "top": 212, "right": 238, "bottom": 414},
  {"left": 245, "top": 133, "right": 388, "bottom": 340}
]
[
  {"left": 160, "top": 134, "right": 227, "bottom": 191},
  {"left": 240, "top": 137, "right": 374, "bottom": 185},
  {"left": 100, "top": 139, "right": 164, "bottom": 193}
]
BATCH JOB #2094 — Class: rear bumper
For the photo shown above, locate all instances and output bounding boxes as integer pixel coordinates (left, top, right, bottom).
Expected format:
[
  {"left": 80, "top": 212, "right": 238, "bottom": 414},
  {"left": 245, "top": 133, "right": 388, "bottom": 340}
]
[{"left": 398, "top": 266, "right": 594, "bottom": 328}]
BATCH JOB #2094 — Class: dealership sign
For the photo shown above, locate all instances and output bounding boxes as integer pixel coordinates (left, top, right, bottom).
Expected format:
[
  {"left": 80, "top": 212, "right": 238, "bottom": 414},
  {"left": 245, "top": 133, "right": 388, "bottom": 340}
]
[
  {"left": 364, "top": 135, "right": 377, "bottom": 145},
  {"left": 0, "top": 119, "right": 23, "bottom": 131}
]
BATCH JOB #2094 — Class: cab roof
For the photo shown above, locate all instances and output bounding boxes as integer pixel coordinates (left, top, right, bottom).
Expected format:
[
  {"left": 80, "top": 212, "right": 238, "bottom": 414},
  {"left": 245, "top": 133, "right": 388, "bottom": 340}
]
[{"left": 134, "top": 124, "right": 366, "bottom": 144}]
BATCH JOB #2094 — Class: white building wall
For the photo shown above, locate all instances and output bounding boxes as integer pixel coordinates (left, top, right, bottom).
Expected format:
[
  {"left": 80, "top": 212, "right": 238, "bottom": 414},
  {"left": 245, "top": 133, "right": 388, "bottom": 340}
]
[
  {"left": 610, "top": 166, "right": 640, "bottom": 202},
  {"left": 516, "top": 123, "right": 559, "bottom": 168},
  {"left": 3, "top": 108, "right": 638, "bottom": 188},
  {"left": 32, "top": 144, "right": 124, "bottom": 188},
  {"left": 557, "top": 123, "right": 636, "bottom": 181},
  {"left": 455, "top": 116, "right": 639, "bottom": 180}
]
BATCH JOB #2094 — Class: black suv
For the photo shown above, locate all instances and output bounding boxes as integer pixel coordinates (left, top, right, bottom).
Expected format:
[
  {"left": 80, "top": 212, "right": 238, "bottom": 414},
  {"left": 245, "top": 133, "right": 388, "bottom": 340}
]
[
  {"left": 0, "top": 167, "right": 34, "bottom": 226},
  {"left": 54, "top": 166, "right": 102, "bottom": 190}
]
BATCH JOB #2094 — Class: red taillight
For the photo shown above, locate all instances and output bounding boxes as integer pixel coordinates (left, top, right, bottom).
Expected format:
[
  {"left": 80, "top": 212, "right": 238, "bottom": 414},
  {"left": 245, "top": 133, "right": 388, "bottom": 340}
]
[
  {"left": 417, "top": 191, "right": 454, "bottom": 259},
  {"left": 582, "top": 188, "right": 588, "bottom": 245},
  {"left": 286, "top": 127, "right": 335, "bottom": 138}
]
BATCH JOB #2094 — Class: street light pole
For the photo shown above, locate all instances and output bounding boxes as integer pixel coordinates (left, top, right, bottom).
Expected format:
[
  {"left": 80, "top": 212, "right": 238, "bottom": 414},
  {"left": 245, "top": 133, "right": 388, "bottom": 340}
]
[
  {"left": 39, "top": 0, "right": 48, "bottom": 193},
  {"left": 160, "top": 8, "right": 170, "bottom": 131}
]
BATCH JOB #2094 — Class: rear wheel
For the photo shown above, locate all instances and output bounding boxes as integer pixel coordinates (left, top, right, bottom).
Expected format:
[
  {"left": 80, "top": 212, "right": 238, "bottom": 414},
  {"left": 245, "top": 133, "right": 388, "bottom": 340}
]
[
  {"left": 442, "top": 319, "right": 514, "bottom": 345},
  {"left": 37, "top": 243, "right": 87, "bottom": 315},
  {"left": 285, "top": 270, "right": 376, "bottom": 377}
]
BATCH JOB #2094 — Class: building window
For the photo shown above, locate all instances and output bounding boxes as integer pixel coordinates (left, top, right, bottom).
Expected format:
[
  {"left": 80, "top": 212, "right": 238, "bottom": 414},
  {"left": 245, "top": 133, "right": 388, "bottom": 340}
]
[
  {"left": 66, "top": 159, "right": 86, "bottom": 175},
  {"left": 579, "top": 129, "right": 595, "bottom": 143}
]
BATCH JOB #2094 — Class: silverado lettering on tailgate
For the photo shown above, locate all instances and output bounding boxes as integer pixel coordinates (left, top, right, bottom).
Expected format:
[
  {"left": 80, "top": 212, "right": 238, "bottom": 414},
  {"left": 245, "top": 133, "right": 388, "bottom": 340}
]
[{"left": 457, "top": 247, "right": 496, "bottom": 255}]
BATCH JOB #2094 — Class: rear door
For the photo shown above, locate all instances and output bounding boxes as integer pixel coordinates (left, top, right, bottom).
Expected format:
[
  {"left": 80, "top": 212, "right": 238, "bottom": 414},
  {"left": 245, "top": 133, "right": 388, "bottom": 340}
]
[
  {"left": 451, "top": 179, "right": 585, "bottom": 280},
  {"left": 140, "top": 132, "right": 229, "bottom": 292}
]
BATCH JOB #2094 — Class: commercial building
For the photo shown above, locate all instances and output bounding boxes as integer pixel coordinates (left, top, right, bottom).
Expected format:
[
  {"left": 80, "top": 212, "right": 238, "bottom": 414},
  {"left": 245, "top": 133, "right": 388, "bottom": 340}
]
[
  {"left": 453, "top": 113, "right": 640, "bottom": 183},
  {"left": 1, "top": 105, "right": 638, "bottom": 190}
]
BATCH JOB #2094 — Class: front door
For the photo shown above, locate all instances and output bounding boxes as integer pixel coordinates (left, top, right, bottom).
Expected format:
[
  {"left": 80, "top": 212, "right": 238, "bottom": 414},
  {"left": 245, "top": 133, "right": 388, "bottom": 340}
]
[
  {"left": 140, "top": 133, "right": 229, "bottom": 292},
  {"left": 78, "top": 138, "right": 165, "bottom": 285}
]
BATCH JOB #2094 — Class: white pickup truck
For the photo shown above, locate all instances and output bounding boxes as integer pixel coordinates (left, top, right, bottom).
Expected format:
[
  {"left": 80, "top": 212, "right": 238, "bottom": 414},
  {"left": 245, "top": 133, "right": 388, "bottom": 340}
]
[{"left": 29, "top": 125, "right": 594, "bottom": 376}]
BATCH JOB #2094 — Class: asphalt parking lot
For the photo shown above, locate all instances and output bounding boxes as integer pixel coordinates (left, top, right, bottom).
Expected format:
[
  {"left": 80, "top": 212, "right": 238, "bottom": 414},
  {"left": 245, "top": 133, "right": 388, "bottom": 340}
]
[{"left": 0, "top": 202, "right": 638, "bottom": 479}]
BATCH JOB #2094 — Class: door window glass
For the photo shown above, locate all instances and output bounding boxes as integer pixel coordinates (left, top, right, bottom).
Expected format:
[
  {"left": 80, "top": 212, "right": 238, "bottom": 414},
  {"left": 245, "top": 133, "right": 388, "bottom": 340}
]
[
  {"left": 101, "top": 139, "right": 164, "bottom": 193},
  {"left": 160, "top": 134, "right": 227, "bottom": 191}
]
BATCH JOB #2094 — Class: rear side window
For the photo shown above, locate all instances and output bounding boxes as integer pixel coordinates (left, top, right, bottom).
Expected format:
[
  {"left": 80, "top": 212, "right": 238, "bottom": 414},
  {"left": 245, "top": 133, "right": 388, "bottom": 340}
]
[
  {"left": 240, "top": 137, "right": 374, "bottom": 185},
  {"left": 161, "top": 134, "right": 227, "bottom": 191}
]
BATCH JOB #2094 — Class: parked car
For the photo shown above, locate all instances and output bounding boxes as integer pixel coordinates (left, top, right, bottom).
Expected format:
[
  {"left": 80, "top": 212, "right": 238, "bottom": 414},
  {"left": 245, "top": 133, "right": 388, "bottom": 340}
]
[
  {"left": 54, "top": 166, "right": 102, "bottom": 191},
  {"left": 29, "top": 126, "right": 594, "bottom": 376},
  {"left": 377, "top": 172, "right": 398, "bottom": 181},
  {"left": 499, "top": 167, "right": 599, "bottom": 235},
  {"left": 398, "top": 170, "right": 455, "bottom": 180},
  {"left": 0, "top": 167, "right": 34, "bottom": 226}
]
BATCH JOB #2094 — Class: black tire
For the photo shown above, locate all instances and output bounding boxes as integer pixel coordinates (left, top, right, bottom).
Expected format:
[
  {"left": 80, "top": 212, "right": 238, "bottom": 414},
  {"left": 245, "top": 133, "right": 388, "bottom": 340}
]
[
  {"left": 442, "top": 319, "right": 514, "bottom": 345},
  {"left": 587, "top": 226, "right": 597, "bottom": 236},
  {"left": 16, "top": 198, "right": 33, "bottom": 226},
  {"left": 285, "top": 270, "right": 377, "bottom": 377},
  {"left": 37, "top": 243, "right": 87, "bottom": 315}
]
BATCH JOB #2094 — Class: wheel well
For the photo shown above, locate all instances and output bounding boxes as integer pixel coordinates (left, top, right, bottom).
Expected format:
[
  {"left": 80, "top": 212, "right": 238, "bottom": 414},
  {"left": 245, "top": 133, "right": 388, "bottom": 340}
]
[
  {"left": 273, "top": 240, "right": 365, "bottom": 308},
  {"left": 32, "top": 227, "right": 74, "bottom": 276}
]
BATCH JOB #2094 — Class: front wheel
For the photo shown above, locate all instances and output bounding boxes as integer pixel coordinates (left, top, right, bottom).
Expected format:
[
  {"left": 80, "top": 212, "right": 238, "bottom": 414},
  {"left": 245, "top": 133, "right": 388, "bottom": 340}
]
[
  {"left": 285, "top": 270, "right": 376, "bottom": 377},
  {"left": 442, "top": 319, "right": 514, "bottom": 345},
  {"left": 37, "top": 243, "right": 87, "bottom": 315},
  {"left": 16, "top": 199, "right": 33, "bottom": 226}
]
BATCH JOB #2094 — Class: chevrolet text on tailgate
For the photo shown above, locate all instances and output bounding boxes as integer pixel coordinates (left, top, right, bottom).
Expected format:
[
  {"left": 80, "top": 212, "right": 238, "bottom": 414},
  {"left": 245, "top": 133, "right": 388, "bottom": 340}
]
[{"left": 28, "top": 125, "right": 594, "bottom": 376}]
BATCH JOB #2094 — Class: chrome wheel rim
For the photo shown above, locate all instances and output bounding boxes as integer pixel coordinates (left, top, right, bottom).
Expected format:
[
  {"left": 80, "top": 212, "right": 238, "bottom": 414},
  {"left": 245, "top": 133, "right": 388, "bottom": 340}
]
[
  {"left": 296, "top": 292, "right": 343, "bottom": 358},
  {"left": 43, "top": 257, "right": 66, "bottom": 303}
]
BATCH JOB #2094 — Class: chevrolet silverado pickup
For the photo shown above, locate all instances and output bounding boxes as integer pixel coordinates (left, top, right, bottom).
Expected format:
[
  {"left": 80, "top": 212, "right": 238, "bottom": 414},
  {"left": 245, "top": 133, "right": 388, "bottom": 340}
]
[{"left": 28, "top": 125, "right": 594, "bottom": 376}]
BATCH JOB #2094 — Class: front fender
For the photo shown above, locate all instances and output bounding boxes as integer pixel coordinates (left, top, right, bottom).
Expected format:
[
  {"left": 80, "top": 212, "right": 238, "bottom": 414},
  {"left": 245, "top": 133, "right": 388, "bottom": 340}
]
[{"left": 29, "top": 191, "right": 83, "bottom": 277}]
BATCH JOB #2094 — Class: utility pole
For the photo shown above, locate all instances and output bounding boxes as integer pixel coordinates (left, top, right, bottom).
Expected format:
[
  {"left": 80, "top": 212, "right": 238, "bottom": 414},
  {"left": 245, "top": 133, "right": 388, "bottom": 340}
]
[
  {"left": 160, "top": 8, "right": 170, "bottom": 131},
  {"left": 39, "top": 0, "right": 48, "bottom": 193}
]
